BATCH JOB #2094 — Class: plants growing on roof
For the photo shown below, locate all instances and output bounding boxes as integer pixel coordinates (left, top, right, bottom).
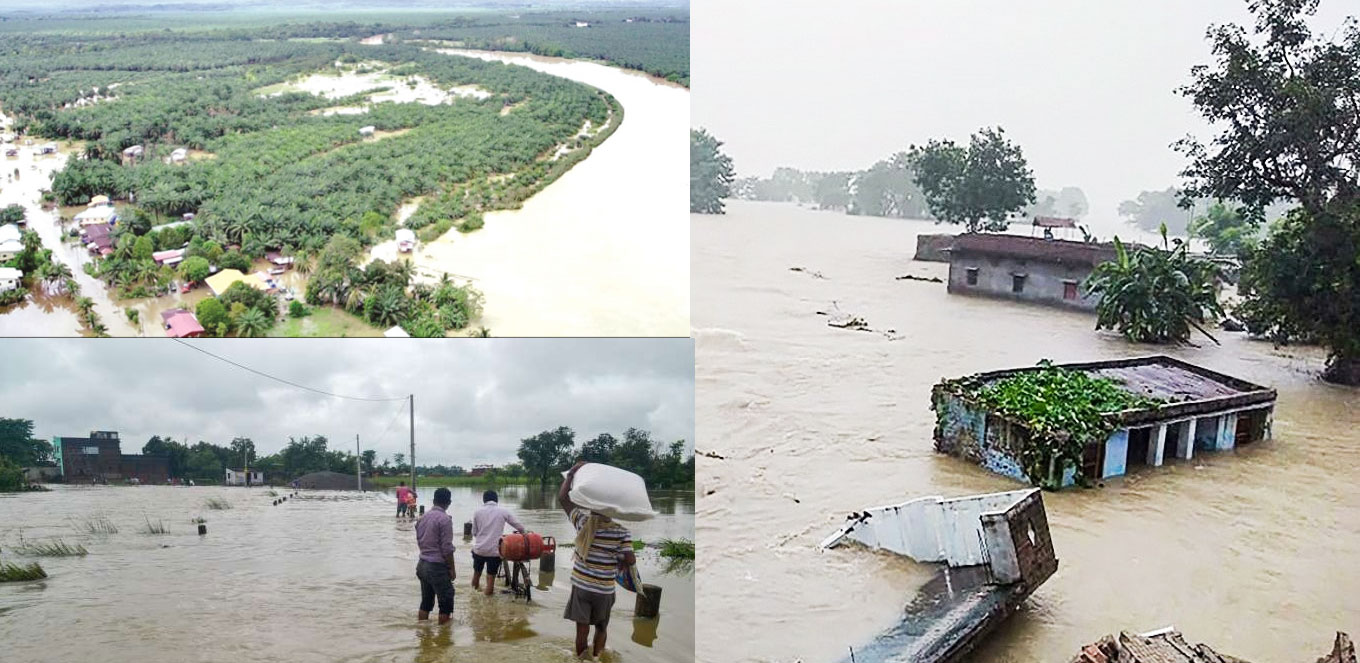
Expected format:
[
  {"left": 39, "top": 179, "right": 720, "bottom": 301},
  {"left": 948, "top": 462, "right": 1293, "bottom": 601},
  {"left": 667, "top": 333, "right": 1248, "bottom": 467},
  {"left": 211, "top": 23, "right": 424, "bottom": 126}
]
[{"left": 939, "top": 361, "right": 1162, "bottom": 489}]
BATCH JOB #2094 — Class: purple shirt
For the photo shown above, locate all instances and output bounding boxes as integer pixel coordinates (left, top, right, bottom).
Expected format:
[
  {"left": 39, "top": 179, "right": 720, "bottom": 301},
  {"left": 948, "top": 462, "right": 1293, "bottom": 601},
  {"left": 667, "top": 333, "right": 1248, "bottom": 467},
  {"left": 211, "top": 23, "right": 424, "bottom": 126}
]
[
  {"left": 471, "top": 501, "right": 526, "bottom": 557},
  {"left": 415, "top": 505, "right": 454, "bottom": 563}
]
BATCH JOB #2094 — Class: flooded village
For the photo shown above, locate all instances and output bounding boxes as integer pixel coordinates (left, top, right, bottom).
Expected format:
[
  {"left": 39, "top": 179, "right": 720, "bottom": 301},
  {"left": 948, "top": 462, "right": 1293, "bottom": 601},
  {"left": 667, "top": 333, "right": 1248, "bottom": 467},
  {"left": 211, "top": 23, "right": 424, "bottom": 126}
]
[{"left": 0, "top": 338, "right": 697, "bottom": 662}]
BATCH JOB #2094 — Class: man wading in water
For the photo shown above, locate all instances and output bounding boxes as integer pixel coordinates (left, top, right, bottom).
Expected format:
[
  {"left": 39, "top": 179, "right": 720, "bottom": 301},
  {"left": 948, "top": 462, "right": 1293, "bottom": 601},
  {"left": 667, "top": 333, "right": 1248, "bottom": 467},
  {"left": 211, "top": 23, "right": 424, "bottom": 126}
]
[
  {"left": 414, "top": 487, "right": 456, "bottom": 624},
  {"left": 559, "top": 461, "right": 636, "bottom": 659},
  {"left": 395, "top": 481, "right": 411, "bottom": 517},
  {"left": 470, "top": 489, "right": 527, "bottom": 597}
]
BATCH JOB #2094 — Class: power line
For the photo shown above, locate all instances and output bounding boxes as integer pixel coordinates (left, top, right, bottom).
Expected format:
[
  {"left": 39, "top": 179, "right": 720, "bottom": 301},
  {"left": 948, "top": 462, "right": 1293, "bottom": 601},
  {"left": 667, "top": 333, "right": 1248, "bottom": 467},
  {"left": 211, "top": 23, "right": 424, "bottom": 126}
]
[{"left": 170, "top": 339, "right": 407, "bottom": 403}]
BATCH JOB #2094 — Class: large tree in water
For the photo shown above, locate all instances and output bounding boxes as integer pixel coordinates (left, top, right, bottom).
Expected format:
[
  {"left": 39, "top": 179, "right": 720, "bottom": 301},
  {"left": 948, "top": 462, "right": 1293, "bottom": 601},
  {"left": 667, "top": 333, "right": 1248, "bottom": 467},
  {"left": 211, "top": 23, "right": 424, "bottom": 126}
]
[
  {"left": 1175, "top": 0, "right": 1360, "bottom": 384},
  {"left": 690, "top": 128, "right": 735, "bottom": 214},
  {"left": 908, "top": 127, "right": 1036, "bottom": 233}
]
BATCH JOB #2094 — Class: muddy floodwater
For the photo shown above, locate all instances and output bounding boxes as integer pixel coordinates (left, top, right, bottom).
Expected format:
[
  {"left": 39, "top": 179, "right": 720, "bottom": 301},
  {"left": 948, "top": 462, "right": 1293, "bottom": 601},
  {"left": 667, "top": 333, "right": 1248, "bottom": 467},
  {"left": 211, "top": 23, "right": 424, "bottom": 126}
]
[
  {"left": 693, "top": 200, "right": 1360, "bottom": 663},
  {"left": 0, "top": 484, "right": 693, "bottom": 662},
  {"left": 399, "top": 50, "right": 689, "bottom": 337}
]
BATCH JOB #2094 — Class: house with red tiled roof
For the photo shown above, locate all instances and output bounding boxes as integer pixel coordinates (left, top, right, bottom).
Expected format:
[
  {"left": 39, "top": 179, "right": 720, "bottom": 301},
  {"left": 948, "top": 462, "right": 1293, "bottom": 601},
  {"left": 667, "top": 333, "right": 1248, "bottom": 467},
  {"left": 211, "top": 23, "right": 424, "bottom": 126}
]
[{"left": 161, "top": 308, "right": 205, "bottom": 338}]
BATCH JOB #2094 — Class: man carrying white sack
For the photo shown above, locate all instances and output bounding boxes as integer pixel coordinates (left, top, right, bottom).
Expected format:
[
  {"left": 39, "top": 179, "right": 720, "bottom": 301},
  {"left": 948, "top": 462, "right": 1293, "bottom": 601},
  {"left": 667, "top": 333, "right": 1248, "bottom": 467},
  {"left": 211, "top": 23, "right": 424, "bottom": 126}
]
[{"left": 558, "top": 460, "right": 652, "bottom": 660}]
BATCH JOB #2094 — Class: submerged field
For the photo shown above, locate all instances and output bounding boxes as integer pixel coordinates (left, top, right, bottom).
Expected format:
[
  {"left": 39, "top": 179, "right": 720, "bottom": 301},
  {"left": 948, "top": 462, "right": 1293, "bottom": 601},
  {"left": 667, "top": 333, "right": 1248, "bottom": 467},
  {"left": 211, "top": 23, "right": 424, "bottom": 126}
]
[{"left": 0, "top": 484, "right": 695, "bottom": 662}]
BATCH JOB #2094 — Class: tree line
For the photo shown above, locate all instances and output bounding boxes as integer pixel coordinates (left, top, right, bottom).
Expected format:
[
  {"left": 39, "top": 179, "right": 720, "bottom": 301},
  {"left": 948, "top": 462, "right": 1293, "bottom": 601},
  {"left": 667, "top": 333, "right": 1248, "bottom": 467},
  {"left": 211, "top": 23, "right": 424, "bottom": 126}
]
[{"left": 517, "top": 426, "right": 694, "bottom": 489}]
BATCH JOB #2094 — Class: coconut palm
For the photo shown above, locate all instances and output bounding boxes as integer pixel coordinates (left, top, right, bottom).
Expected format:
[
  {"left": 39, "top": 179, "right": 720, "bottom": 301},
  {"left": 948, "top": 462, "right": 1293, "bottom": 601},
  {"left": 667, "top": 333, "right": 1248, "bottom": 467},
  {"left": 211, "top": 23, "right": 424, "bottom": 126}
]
[
  {"left": 233, "top": 308, "right": 269, "bottom": 338},
  {"left": 1083, "top": 225, "right": 1224, "bottom": 345}
]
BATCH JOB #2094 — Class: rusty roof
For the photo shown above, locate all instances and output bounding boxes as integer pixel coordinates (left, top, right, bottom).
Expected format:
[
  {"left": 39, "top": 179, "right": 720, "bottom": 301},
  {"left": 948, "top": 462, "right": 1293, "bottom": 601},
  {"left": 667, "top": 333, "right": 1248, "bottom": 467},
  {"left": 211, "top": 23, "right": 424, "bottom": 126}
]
[
  {"left": 947, "top": 233, "right": 1118, "bottom": 266},
  {"left": 1033, "top": 216, "right": 1078, "bottom": 228}
]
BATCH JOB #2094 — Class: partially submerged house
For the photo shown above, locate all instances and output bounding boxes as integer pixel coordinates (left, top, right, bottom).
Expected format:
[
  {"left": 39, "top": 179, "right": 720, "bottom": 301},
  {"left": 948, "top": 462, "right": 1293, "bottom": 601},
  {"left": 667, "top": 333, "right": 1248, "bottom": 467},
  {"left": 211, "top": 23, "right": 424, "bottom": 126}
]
[
  {"left": 945, "top": 233, "right": 1118, "bottom": 311},
  {"left": 205, "top": 268, "right": 266, "bottom": 296},
  {"left": 225, "top": 468, "right": 264, "bottom": 486},
  {"left": 74, "top": 205, "right": 118, "bottom": 227},
  {"left": 82, "top": 223, "right": 114, "bottom": 256},
  {"left": 87, "top": 194, "right": 112, "bottom": 207},
  {"left": 0, "top": 267, "right": 22, "bottom": 292},
  {"left": 396, "top": 228, "right": 416, "bottom": 252},
  {"left": 52, "top": 430, "right": 169, "bottom": 484},
  {"left": 161, "top": 308, "right": 205, "bottom": 338},
  {"left": 121, "top": 145, "right": 144, "bottom": 162},
  {"left": 152, "top": 248, "right": 186, "bottom": 266},
  {"left": 821, "top": 488, "right": 1058, "bottom": 663},
  {"left": 0, "top": 223, "right": 22, "bottom": 262},
  {"left": 1071, "top": 629, "right": 1354, "bottom": 663},
  {"left": 359, "top": 125, "right": 375, "bottom": 137},
  {"left": 933, "top": 356, "right": 1278, "bottom": 488},
  {"left": 169, "top": 147, "right": 188, "bottom": 163},
  {"left": 38, "top": 142, "right": 58, "bottom": 155}
]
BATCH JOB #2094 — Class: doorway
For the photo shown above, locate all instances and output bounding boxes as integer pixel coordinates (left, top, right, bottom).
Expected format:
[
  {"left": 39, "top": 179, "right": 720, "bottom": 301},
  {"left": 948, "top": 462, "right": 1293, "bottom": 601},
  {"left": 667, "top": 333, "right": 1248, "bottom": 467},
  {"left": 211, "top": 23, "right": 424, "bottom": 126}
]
[{"left": 1126, "top": 428, "right": 1151, "bottom": 468}]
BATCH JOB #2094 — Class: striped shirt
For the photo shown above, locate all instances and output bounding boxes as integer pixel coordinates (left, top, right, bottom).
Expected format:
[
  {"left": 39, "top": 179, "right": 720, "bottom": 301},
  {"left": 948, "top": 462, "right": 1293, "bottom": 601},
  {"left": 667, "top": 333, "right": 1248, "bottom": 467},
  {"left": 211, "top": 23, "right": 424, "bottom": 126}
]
[{"left": 570, "top": 508, "right": 632, "bottom": 595}]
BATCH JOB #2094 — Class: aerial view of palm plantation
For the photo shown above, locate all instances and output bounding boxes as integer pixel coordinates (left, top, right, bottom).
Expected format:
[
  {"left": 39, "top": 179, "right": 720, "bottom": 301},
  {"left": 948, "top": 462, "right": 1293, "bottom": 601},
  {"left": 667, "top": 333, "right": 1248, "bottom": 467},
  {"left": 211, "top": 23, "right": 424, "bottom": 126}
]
[{"left": 0, "top": 0, "right": 689, "bottom": 337}]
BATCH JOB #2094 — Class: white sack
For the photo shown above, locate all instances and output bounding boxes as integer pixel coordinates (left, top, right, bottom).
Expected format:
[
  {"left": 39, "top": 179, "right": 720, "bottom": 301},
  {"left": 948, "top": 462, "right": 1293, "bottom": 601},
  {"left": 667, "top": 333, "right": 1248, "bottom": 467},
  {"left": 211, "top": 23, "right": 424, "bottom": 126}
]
[{"left": 566, "top": 463, "right": 655, "bottom": 521}]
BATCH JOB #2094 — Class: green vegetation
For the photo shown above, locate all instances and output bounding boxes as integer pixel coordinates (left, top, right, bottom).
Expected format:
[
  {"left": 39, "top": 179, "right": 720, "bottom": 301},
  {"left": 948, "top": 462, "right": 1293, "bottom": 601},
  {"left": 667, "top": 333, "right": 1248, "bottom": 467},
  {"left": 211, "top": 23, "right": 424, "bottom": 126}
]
[
  {"left": 1189, "top": 202, "right": 1261, "bottom": 257},
  {"left": 941, "top": 361, "right": 1162, "bottom": 489},
  {"left": 203, "top": 497, "right": 232, "bottom": 511},
  {"left": 518, "top": 426, "right": 694, "bottom": 489},
  {"left": 907, "top": 127, "right": 1036, "bottom": 233},
  {"left": 391, "top": 10, "right": 690, "bottom": 85},
  {"left": 689, "top": 128, "right": 734, "bottom": 214},
  {"left": 71, "top": 516, "right": 119, "bottom": 535},
  {"left": 1174, "top": 0, "right": 1360, "bottom": 385},
  {"left": 141, "top": 518, "right": 170, "bottom": 535},
  {"left": 0, "top": 204, "right": 25, "bottom": 225},
  {"left": 658, "top": 538, "right": 694, "bottom": 560},
  {"left": 1084, "top": 229, "right": 1224, "bottom": 345},
  {"left": 0, "top": 418, "right": 52, "bottom": 492},
  {"left": 0, "top": 560, "right": 47, "bottom": 582},
  {"left": 14, "top": 539, "right": 88, "bottom": 557}
]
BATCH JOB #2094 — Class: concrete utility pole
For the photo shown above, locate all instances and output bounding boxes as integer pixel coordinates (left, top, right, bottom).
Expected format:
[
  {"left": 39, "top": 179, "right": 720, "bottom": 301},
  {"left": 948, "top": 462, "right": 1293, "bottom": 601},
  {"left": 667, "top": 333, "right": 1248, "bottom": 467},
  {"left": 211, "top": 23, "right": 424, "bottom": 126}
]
[
  {"left": 409, "top": 394, "right": 416, "bottom": 492},
  {"left": 355, "top": 434, "right": 361, "bottom": 492}
]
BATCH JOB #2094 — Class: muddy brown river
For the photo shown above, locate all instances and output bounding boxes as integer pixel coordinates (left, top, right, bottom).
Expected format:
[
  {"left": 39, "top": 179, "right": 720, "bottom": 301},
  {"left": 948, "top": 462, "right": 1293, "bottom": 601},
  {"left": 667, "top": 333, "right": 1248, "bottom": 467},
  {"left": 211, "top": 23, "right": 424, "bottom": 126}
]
[
  {"left": 693, "top": 200, "right": 1360, "bottom": 663},
  {"left": 0, "top": 484, "right": 693, "bottom": 662}
]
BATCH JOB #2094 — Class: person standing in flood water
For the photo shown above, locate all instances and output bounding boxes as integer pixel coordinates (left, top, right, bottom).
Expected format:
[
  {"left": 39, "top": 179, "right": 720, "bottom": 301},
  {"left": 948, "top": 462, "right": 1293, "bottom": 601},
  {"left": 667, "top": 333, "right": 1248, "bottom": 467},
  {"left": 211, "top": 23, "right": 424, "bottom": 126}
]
[
  {"left": 558, "top": 461, "right": 635, "bottom": 660},
  {"left": 414, "top": 487, "right": 456, "bottom": 625},
  {"left": 395, "top": 480, "right": 411, "bottom": 517},
  {"left": 470, "top": 489, "right": 527, "bottom": 597}
]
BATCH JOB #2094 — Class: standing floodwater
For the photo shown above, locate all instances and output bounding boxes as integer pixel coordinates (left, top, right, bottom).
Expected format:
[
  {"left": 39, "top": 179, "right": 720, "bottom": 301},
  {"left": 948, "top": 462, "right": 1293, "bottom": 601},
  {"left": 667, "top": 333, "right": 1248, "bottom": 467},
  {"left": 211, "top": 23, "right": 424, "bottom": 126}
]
[
  {"left": 694, "top": 201, "right": 1360, "bottom": 663},
  {"left": 0, "top": 484, "right": 693, "bottom": 662}
]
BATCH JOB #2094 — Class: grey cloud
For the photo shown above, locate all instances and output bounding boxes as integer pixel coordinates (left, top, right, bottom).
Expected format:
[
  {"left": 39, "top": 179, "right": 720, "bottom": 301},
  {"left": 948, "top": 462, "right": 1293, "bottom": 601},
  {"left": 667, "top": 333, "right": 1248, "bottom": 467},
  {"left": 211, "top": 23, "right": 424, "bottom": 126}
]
[{"left": 0, "top": 339, "right": 694, "bottom": 467}]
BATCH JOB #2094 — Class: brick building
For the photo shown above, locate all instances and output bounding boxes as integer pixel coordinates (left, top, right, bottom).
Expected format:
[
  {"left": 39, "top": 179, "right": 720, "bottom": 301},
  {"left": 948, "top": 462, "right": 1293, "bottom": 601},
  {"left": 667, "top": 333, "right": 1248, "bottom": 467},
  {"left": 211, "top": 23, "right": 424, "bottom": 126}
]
[{"left": 52, "top": 431, "right": 169, "bottom": 484}]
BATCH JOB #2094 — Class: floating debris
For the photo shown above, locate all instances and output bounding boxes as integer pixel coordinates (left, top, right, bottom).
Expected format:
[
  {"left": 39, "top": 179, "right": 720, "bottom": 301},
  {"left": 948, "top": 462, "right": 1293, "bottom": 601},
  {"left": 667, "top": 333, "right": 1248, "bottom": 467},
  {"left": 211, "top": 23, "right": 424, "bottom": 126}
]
[
  {"left": 895, "top": 274, "right": 943, "bottom": 283},
  {"left": 1069, "top": 629, "right": 1355, "bottom": 663},
  {"left": 790, "top": 266, "right": 827, "bottom": 279}
]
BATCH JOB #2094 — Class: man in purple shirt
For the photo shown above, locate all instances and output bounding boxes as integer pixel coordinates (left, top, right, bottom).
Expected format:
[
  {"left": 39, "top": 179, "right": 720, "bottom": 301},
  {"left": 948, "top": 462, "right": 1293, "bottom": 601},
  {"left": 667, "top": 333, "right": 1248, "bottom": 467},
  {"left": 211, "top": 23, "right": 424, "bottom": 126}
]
[
  {"left": 470, "top": 489, "right": 527, "bottom": 596},
  {"left": 414, "top": 487, "right": 456, "bottom": 624}
]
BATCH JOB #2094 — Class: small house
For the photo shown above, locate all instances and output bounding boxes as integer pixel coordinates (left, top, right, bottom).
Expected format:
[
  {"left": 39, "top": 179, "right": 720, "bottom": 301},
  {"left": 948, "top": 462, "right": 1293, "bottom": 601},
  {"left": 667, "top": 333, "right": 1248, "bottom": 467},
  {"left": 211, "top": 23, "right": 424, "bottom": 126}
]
[
  {"left": 4, "top": 148, "right": 17, "bottom": 158},
  {"left": 121, "top": 145, "right": 144, "bottom": 160},
  {"left": 169, "top": 147, "right": 188, "bottom": 163},
  {"left": 87, "top": 195, "right": 112, "bottom": 207},
  {"left": 359, "top": 125, "right": 375, "bottom": 137},
  {"left": 82, "top": 224, "right": 114, "bottom": 256},
  {"left": 932, "top": 356, "right": 1277, "bottom": 488},
  {"left": 225, "top": 468, "right": 264, "bottom": 486},
  {"left": 945, "top": 233, "right": 1120, "bottom": 311},
  {"left": 152, "top": 248, "right": 186, "bottom": 266},
  {"left": 468, "top": 464, "right": 495, "bottom": 477},
  {"left": 74, "top": 205, "right": 118, "bottom": 227},
  {"left": 38, "top": 142, "right": 58, "bottom": 155},
  {"left": 0, "top": 267, "right": 22, "bottom": 292},
  {"left": 160, "top": 308, "right": 204, "bottom": 338},
  {"left": 182, "top": 212, "right": 196, "bottom": 221},
  {"left": 0, "top": 239, "right": 21, "bottom": 262},
  {"left": 52, "top": 431, "right": 169, "bottom": 484},
  {"left": 396, "top": 228, "right": 416, "bottom": 252}
]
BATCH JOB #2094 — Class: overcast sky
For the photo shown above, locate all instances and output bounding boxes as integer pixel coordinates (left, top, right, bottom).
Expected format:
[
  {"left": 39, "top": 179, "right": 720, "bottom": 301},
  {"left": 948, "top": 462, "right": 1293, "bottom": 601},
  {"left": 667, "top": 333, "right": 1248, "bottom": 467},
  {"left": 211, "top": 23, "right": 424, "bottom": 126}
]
[
  {"left": 0, "top": 339, "right": 694, "bottom": 467},
  {"left": 692, "top": 0, "right": 1354, "bottom": 220}
]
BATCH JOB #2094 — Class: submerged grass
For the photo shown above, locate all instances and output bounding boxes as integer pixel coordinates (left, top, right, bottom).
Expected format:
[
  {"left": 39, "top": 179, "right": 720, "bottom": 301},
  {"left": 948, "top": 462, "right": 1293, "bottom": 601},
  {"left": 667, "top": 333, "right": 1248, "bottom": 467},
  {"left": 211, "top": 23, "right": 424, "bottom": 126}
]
[
  {"left": 658, "top": 538, "right": 694, "bottom": 560},
  {"left": 71, "top": 516, "right": 118, "bottom": 535},
  {"left": 15, "top": 539, "right": 88, "bottom": 557},
  {"left": 141, "top": 518, "right": 170, "bottom": 535},
  {"left": 0, "top": 561, "right": 48, "bottom": 582},
  {"left": 203, "top": 497, "right": 232, "bottom": 511}
]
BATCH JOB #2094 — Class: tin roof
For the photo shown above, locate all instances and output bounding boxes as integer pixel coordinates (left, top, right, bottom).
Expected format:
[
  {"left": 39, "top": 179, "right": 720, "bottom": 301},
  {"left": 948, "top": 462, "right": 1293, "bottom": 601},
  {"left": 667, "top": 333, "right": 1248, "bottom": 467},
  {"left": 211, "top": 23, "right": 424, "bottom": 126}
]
[{"left": 1033, "top": 216, "right": 1078, "bottom": 228}]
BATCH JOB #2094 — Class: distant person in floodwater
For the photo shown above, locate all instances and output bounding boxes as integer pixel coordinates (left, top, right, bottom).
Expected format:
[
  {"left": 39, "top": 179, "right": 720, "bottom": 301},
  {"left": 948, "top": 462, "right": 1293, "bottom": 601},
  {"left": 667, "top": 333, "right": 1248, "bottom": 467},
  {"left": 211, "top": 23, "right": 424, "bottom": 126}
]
[
  {"left": 470, "top": 489, "right": 526, "bottom": 597},
  {"left": 558, "top": 461, "right": 635, "bottom": 659},
  {"left": 414, "top": 486, "right": 456, "bottom": 624},
  {"left": 395, "top": 480, "right": 411, "bottom": 517}
]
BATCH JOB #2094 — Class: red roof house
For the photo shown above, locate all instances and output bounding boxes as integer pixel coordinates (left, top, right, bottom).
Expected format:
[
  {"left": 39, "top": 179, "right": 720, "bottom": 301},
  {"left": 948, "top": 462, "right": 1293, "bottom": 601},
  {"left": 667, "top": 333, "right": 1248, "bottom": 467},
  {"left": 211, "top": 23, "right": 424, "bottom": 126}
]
[{"left": 161, "top": 308, "right": 205, "bottom": 338}]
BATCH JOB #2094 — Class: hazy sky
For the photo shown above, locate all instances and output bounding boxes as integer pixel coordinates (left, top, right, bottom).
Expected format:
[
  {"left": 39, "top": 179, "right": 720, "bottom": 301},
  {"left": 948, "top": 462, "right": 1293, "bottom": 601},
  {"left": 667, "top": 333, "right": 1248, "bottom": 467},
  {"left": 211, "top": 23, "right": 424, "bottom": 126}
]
[
  {"left": 692, "top": 0, "right": 1354, "bottom": 219},
  {"left": 0, "top": 339, "right": 694, "bottom": 466}
]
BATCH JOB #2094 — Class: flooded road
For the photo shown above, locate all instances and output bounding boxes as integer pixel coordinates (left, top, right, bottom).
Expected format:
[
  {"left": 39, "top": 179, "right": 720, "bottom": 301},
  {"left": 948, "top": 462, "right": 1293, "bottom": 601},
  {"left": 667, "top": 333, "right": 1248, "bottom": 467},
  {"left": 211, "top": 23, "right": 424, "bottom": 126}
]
[
  {"left": 0, "top": 484, "right": 693, "bottom": 663},
  {"left": 693, "top": 200, "right": 1360, "bottom": 663},
  {"left": 394, "top": 49, "right": 689, "bottom": 337}
]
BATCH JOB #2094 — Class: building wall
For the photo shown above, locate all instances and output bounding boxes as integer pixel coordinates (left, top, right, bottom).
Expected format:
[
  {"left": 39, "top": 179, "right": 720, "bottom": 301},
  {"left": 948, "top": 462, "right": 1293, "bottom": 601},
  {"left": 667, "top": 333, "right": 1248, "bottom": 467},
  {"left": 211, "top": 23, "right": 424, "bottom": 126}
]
[
  {"left": 1102, "top": 430, "right": 1128, "bottom": 478},
  {"left": 913, "top": 234, "right": 954, "bottom": 262},
  {"left": 120, "top": 455, "right": 169, "bottom": 484},
  {"left": 947, "top": 254, "right": 1098, "bottom": 310}
]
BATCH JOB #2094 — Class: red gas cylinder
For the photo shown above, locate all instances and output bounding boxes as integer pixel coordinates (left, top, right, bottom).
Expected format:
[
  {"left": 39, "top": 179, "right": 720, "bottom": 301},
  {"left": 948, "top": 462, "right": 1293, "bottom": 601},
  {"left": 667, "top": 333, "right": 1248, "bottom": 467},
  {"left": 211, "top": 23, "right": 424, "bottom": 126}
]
[{"left": 499, "top": 532, "right": 546, "bottom": 562}]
